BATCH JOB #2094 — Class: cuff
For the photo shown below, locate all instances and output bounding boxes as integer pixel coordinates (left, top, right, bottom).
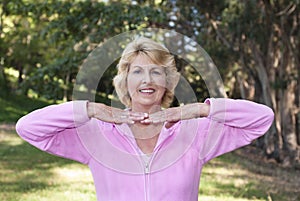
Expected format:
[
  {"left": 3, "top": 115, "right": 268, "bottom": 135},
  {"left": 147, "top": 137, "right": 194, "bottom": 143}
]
[
  {"left": 73, "top": 100, "right": 90, "bottom": 126},
  {"left": 204, "top": 98, "right": 227, "bottom": 123}
]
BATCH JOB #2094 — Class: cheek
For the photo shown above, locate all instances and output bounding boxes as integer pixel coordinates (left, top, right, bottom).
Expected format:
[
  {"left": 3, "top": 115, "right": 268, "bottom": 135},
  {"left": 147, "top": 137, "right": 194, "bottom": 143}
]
[
  {"left": 126, "top": 75, "right": 139, "bottom": 95},
  {"left": 155, "top": 77, "right": 167, "bottom": 89},
  {"left": 154, "top": 79, "right": 167, "bottom": 98},
  {"left": 127, "top": 84, "right": 134, "bottom": 96}
]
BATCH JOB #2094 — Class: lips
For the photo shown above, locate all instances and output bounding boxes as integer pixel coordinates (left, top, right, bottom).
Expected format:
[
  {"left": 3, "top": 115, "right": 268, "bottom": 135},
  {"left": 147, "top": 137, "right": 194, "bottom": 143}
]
[{"left": 139, "top": 88, "right": 156, "bottom": 94}]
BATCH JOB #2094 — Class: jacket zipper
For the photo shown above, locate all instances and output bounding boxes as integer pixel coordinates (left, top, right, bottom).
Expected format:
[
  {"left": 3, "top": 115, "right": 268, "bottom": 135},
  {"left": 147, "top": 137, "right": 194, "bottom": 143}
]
[
  {"left": 117, "top": 126, "right": 174, "bottom": 201},
  {"left": 144, "top": 154, "right": 152, "bottom": 201},
  {"left": 144, "top": 133, "right": 174, "bottom": 201},
  {"left": 118, "top": 133, "right": 150, "bottom": 200}
]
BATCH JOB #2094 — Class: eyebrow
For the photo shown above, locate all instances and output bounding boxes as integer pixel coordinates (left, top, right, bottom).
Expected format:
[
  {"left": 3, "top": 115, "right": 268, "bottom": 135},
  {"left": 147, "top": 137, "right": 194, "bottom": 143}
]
[{"left": 131, "top": 64, "right": 163, "bottom": 69}]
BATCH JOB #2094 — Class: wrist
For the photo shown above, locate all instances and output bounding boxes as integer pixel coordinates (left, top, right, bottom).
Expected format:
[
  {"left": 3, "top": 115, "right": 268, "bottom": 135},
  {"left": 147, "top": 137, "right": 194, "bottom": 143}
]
[
  {"left": 181, "top": 103, "right": 202, "bottom": 119},
  {"left": 87, "top": 102, "right": 98, "bottom": 118},
  {"left": 200, "top": 103, "right": 210, "bottom": 117},
  {"left": 188, "top": 103, "right": 210, "bottom": 118}
]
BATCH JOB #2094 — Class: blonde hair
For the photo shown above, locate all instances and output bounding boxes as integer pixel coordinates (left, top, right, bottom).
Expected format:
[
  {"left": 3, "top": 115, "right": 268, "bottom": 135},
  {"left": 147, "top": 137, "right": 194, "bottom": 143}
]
[{"left": 113, "top": 37, "right": 180, "bottom": 108}]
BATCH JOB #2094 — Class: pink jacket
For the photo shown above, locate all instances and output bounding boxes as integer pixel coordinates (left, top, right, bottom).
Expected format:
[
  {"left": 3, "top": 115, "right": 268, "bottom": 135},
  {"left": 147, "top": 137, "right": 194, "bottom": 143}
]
[{"left": 16, "top": 98, "right": 274, "bottom": 201}]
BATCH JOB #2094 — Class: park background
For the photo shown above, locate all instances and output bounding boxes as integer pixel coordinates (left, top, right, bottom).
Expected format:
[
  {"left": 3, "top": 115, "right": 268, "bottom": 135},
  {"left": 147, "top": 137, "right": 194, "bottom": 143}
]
[{"left": 0, "top": 0, "right": 299, "bottom": 200}]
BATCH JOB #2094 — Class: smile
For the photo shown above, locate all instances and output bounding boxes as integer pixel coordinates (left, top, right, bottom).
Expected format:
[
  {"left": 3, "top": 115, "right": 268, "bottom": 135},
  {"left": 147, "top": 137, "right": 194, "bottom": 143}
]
[{"left": 139, "top": 88, "right": 155, "bottom": 94}]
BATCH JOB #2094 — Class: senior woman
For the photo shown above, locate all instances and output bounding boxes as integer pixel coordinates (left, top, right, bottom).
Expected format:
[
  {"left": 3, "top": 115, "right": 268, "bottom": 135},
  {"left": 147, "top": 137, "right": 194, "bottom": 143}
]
[{"left": 16, "top": 37, "right": 274, "bottom": 201}]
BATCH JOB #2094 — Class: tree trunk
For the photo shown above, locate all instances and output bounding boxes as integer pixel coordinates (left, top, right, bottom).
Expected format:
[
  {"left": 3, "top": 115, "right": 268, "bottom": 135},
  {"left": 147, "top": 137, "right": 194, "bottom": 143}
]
[
  {"left": 63, "top": 71, "right": 70, "bottom": 101},
  {"left": 248, "top": 41, "right": 281, "bottom": 161},
  {"left": 0, "top": 64, "right": 10, "bottom": 95}
]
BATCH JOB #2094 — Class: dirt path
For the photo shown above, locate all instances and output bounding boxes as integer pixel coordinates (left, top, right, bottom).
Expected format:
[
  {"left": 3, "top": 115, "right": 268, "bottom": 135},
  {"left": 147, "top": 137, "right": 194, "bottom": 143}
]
[{"left": 0, "top": 123, "right": 16, "bottom": 132}]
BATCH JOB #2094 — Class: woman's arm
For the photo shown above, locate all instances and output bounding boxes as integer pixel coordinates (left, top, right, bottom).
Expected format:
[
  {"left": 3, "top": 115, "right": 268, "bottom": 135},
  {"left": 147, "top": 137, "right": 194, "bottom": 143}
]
[
  {"left": 139, "top": 102, "right": 210, "bottom": 125},
  {"left": 198, "top": 98, "right": 274, "bottom": 163},
  {"left": 16, "top": 101, "right": 150, "bottom": 163},
  {"left": 143, "top": 98, "right": 273, "bottom": 131},
  {"left": 142, "top": 98, "right": 274, "bottom": 161},
  {"left": 16, "top": 101, "right": 92, "bottom": 164},
  {"left": 204, "top": 98, "right": 274, "bottom": 136},
  {"left": 87, "top": 102, "right": 148, "bottom": 124}
]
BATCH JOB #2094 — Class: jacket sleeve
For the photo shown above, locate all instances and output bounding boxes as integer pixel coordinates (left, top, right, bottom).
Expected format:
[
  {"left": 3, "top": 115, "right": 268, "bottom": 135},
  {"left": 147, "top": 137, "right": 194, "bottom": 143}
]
[
  {"left": 15, "top": 101, "right": 92, "bottom": 164},
  {"left": 198, "top": 98, "right": 274, "bottom": 163}
]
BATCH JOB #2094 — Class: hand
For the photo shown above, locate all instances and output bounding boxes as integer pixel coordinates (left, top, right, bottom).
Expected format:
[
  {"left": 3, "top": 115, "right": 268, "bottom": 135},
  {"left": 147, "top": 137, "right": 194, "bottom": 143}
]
[
  {"left": 87, "top": 102, "right": 148, "bottom": 124},
  {"left": 140, "top": 103, "right": 210, "bottom": 125}
]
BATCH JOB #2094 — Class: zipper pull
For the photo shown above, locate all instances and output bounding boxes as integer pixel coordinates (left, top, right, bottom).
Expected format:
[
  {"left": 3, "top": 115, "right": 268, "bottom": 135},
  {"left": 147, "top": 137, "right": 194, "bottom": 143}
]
[{"left": 145, "top": 164, "right": 150, "bottom": 174}]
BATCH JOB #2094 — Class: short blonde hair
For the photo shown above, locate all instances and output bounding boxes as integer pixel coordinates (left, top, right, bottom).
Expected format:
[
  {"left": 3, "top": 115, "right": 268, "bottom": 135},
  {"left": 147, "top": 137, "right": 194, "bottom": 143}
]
[{"left": 113, "top": 37, "right": 180, "bottom": 108}]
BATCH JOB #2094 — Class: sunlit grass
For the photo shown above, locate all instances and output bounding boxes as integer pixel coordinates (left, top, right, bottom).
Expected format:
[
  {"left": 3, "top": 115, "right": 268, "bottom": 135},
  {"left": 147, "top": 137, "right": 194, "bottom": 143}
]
[
  {"left": 199, "top": 163, "right": 266, "bottom": 201},
  {"left": 0, "top": 126, "right": 95, "bottom": 201},
  {"left": 1, "top": 125, "right": 299, "bottom": 201},
  {"left": 199, "top": 150, "right": 299, "bottom": 201},
  {"left": 16, "top": 164, "right": 96, "bottom": 201}
]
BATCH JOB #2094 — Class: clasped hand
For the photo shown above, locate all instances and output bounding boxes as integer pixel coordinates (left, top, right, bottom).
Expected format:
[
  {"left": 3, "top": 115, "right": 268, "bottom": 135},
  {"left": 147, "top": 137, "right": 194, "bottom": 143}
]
[{"left": 87, "top": 102, "right": 208, "bottom": 125}]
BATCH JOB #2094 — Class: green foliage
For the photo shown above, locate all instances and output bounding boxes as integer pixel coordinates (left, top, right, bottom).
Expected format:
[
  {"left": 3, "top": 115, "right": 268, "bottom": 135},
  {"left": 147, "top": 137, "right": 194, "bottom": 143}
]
[
  {"left": 1, "top": 0, "right": 168, "bottom": 101},
  {"left": 1, "top": 0, "right": 299, "bottom": 109},
  {"left": 0, "top": 0, "right": 243, "bottom": 103},
  {"left": 0, "top": 93, "right": 50, "bottom": 123}
]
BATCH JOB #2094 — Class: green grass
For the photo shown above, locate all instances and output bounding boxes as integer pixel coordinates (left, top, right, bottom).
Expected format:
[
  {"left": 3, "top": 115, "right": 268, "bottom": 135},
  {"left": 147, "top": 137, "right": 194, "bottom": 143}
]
[
  {"left": 199, "top": 149, "right": 300, "bottom": 201},
  {"left": 0, "top": 125, "right": 96, "bottom": 201},
  {"left": 0, "top": 92, "right": 111, "bottom": 123},
  {"left": 1, "top": 125, "right": 299, "bottom": 201},
  {"left": 0, "top": 94, "right": 51, "bottom": 123},
  {"left": 0, "top": 95, "right": 299, "bottom": 201}
]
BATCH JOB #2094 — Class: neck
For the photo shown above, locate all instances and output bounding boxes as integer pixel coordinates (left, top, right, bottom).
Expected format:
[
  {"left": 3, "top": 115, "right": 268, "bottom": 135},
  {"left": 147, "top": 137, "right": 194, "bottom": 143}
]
[{"left": 131, "top": 103, "right": 162, "bottom": 114}]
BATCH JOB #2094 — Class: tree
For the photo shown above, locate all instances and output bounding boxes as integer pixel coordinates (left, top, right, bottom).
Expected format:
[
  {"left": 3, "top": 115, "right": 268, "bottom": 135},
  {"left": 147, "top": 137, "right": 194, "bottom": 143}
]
[
  {"left": 189, "top": 0, "right": 300, "bottom": 166},
  {"left": 1, "top": 0, "right": 168, "bottom": 100},
  {"left": 2, "top": 0, "right": 299, "bottom": 166}
]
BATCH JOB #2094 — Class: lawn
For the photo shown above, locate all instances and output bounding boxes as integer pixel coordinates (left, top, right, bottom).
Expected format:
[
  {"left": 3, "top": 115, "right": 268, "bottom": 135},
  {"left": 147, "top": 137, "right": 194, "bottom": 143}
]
[
  {"left": 0, "top": 94, "right": 51, "bottom": 123},
  {"left": 0, "top": 94, "right": 299, "bottom": 201},
  {"left": 1, "top": 124, "right": 299, "bottom": 201},
  {"left": 0, "top": 124, "right": 96, "bottom": 201}
]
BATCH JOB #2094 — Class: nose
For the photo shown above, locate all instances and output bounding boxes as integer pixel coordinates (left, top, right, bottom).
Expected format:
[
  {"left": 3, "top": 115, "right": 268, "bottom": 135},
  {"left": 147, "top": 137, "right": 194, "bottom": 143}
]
[{"left": 142, "top": 71, "right": 152, "bottom": 83}]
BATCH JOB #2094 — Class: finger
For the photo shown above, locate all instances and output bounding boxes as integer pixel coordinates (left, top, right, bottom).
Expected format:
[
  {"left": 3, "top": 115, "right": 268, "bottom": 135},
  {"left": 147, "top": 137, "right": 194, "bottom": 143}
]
[
  {"left": 112, "top": 111, "right": 131, "bottom": 124},
  {"left": 115, "top": 111, "right": 147, "bottom": 124},
  {"left": 140, "top": 118, "right": 152, "bottom": 124},
  {"left": 126, "top": 119, "right": 135, "bottom": 124},
  {"left": 140, "top": 115, "right": 165, "bottom": 124},
  {"left": 115, "top": 116, "right": 135, "bottom": 124},
  {"left": 129, "top": 112, "right": 148, "bottom": 121},
  {"left": 129, "top": 112, "right": 148, "bottom": 118},
  {"left": 152, "top": 119, "right": 165, "bottom": 124}
]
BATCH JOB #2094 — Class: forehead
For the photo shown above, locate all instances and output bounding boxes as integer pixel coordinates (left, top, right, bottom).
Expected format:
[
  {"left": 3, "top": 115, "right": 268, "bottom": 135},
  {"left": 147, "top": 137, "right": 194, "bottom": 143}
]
[{"left": 130, "top": 54, "right": 158, "bottom": 67}]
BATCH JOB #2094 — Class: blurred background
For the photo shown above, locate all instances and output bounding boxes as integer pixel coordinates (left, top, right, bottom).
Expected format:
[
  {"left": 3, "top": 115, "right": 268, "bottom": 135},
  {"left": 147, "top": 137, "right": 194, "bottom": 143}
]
[{"left": 0, "top": 0, "right": 299, "bottom": 200}]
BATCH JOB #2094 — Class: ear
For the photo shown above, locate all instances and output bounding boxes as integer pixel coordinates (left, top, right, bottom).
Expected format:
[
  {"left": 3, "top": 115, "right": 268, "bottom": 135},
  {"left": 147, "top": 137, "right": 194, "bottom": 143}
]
[{"left": 173, "top": 72, "right": 181, "bottom": 88}]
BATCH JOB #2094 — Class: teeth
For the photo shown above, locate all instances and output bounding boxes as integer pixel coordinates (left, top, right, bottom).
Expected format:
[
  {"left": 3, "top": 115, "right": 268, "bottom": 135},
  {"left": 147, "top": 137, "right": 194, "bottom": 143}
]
[{"left": 139, "top": 89, "right": 155, "bottom": 93}]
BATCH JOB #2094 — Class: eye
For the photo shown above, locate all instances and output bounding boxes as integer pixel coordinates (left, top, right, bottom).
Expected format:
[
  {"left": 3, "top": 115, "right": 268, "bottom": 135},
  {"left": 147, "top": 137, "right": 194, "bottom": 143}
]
[
  {"left": 132, "top": 69, "right": 142, "bottom": 74},
  {"left": 151, "top": 70, "right": 162, "bottom": 75},
  {"left": 151, "top": 67, "right": 165, "bottom": 76}
]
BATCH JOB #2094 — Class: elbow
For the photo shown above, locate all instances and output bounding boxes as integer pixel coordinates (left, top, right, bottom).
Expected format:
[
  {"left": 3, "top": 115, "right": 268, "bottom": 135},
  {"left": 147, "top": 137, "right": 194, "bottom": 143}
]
[
  {"left": 15, "top": 116, "right": 25, "bottom": 138},
  {"left": 15, "top": 116, "right": 35, "bottom": 143},
  {"left": 259, "top": 106, "right": 275, "bottom": 135},
  {"left": 15, "top": 116, "right": 33, "bottom": 140},
  {"left": 266, "top": 106, "right": 275, "bottom": 126},
  {"left": 15, "top": 116, "right": 50, "bottom": 151}
]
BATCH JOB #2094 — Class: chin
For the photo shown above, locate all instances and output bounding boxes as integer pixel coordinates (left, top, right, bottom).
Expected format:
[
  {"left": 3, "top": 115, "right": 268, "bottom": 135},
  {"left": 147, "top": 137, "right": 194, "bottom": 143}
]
[{"left": 133, "top": 99, "right": 162, "bottom": 108}]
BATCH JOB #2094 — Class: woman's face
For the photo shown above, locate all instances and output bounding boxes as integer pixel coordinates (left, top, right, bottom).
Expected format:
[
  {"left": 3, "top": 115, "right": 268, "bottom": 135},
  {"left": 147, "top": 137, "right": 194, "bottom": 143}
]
[{"left": 127, "top": 54, "right": 166, "bottom": 109}]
